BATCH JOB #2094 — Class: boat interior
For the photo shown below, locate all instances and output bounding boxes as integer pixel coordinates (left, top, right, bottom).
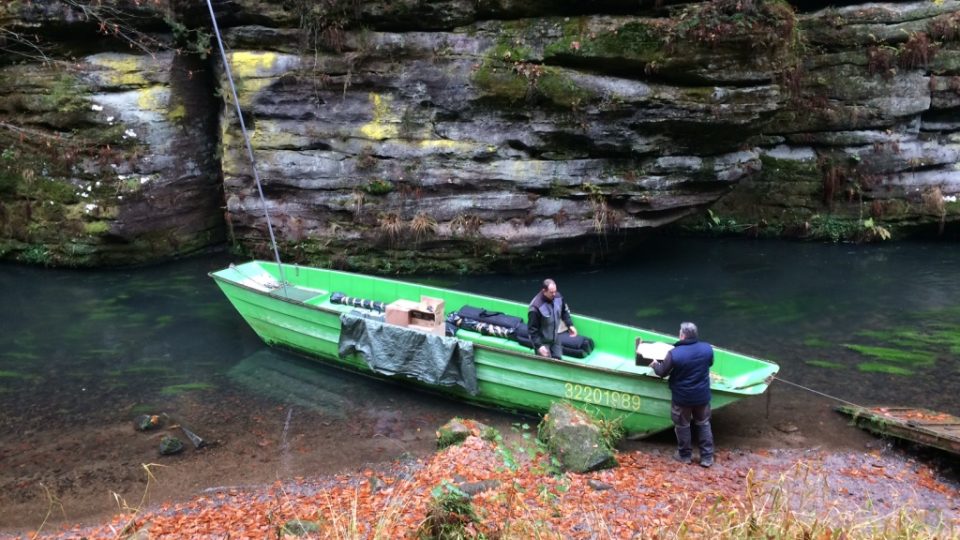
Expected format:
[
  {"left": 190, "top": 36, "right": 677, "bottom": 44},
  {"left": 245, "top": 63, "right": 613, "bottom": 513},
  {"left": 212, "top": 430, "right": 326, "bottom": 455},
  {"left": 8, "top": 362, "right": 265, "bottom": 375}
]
[{"left": 214, "top": 262, "right": 778, "bottom": 393}]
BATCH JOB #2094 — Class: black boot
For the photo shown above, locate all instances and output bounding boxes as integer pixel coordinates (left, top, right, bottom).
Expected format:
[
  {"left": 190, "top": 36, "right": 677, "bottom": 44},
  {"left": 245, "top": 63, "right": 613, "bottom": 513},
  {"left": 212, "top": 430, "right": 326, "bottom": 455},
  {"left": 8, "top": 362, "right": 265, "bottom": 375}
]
[
  {"left": 675, "top": 425, "right": 692, "bottom": 464},
  {"left": 697, "top": 421, "right": 714, "bottom": 467}
]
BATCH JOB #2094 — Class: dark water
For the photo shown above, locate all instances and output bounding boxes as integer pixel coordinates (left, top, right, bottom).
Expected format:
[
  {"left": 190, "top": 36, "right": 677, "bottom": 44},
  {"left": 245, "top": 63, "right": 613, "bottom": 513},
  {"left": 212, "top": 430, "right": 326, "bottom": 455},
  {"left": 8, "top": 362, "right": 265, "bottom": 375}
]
[
  {"left": 444, "top": 238, "right": 960, "bottom": 416},
  {"left": 3, "top": 237, "right": 959, "bottom": 531},
  {"left": 2, "top": 237, "right": 957, "bottom": 425}
]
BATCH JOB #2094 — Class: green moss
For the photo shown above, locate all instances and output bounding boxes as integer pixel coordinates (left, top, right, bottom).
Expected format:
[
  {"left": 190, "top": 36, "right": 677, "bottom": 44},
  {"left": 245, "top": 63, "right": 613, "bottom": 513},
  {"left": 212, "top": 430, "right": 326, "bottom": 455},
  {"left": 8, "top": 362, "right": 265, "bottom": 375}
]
[
  {"left": 857, "top": 362, "right": 913, "bottom": 375},
  {"left": 87, "top": 124, "right": 130, "bottom": 146},
  {"left": 18, "top": 244, "right": 52, "bottom": 265},
  {"left": 545, "top": 21, "right": 666, "bottom": 63},
  {"left": 159, "top": 382, "right": 215, "bottom": 396},
  {"left": 2, "top": 351, "right": 40, "bottom": 360},
  {"left": 805, "top": 359, "right": 845, "bottom": 369},
  {"left": 803, "top": 336, "right": 832, "bottom": 347},
  {"left": 843, "top": 344, "right": 935, "bottom": 366},
  {"left": 44, "top": 73, "right": 89, "bottom": 116},
  {"left": 720, "top": 294, "right": 805, "bottom": 323},
  {"left": 361, "top": 179, "right": 394, "bottom": 196},
  {"left": 808, "top": 214, "right": 861, "bottom": 242},
  {"left": 84, "top": 221, "right": 110, "bottom": 235},
  {"left": 128, "top": 403, "right": 160, "bottom": 416},
  {"left": 10, "top": 171, "right": 79, "bottom": 205},
  {"left": 861, "top": 326, "right": 960, "bottom": 355},
  {"left": 0, "top": 370, "right": 33, "bottom": 380},
  {"left": 123, "top": 365, "right": 176, "bottom": 376},
  {"left": 538, "top": 68, "right": 593, "bottom": 108},
  {"left": 758, "top": 154, "right": 820, "bottom": 183},
  {"left": 635, "top": 307, "right": 664, "bottom": 318},
  {"left": 472, "top": 60, "right": 529, "bottom": 103},
  {"left": 491, "top": 41, "right": 534, "bottom": 62}
]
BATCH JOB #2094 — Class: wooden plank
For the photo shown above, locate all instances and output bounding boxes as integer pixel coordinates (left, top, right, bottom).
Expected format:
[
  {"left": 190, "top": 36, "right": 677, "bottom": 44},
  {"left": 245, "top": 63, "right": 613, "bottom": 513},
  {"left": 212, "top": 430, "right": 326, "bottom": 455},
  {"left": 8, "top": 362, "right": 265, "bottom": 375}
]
[{"left": 836, "top": 405, "right": 960, "bottom": 456}]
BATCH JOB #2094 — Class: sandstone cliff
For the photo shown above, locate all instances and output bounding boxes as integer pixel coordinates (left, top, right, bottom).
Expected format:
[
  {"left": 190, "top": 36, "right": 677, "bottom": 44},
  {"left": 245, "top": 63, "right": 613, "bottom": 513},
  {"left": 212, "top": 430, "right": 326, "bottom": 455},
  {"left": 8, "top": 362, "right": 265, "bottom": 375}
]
[{"left": 1, "top": 0, "right": 958, "bottom": 270}]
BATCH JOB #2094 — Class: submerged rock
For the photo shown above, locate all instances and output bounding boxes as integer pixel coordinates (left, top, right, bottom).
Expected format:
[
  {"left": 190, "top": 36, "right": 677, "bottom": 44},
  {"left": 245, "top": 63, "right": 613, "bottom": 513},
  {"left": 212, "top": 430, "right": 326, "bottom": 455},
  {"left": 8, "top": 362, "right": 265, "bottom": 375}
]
[
  {"left": 159, "top": 435, "right": 184, "bottom": 455},
  {"left": 133, "top": 414, "right": 163, "bottom": 432}
]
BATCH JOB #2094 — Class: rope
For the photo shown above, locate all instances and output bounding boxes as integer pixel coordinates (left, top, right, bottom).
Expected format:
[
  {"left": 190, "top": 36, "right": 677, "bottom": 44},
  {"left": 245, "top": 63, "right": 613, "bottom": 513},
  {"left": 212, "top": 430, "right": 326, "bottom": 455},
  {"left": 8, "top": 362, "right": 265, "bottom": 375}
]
[
  {"left": 205, "top": 0, "right": 287, "bottom": 294},
  {"left": 772, "top": 375, "right": 862, "bottom": 408}
]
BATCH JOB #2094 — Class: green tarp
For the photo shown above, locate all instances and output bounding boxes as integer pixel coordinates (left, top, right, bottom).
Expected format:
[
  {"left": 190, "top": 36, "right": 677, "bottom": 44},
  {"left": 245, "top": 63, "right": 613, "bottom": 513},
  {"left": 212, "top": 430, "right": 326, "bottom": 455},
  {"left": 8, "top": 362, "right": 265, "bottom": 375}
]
[{"left": 338, "top": 312, "right": 478, "bottom": 395}]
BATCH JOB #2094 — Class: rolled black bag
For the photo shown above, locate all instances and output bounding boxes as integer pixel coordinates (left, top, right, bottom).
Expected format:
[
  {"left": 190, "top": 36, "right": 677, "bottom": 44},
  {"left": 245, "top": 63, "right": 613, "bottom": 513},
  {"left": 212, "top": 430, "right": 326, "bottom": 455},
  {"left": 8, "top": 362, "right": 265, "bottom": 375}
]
[
  {"left": 331, "top": 291, "right": 385, "bottom": 312},
  {"left": 457, "top": 306, "right": 523, "bottom": 330},
  {"left": 447, "top": 313, "right": 514, "bottom": 338}
]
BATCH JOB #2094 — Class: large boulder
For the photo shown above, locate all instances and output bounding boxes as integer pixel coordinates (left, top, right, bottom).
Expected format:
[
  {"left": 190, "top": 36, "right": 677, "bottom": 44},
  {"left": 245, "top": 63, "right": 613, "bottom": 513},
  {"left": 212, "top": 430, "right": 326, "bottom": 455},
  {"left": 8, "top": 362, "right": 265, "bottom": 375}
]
[{"left": 538, "top": 401, "right": 617, "bottom": 473}]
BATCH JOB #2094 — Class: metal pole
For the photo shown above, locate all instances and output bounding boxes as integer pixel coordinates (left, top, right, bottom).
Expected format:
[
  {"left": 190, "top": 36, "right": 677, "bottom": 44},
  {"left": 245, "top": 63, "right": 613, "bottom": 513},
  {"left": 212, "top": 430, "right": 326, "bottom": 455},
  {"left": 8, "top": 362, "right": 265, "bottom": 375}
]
[{"left": 204, "top": 0, "right": 287, "bottom": 294}]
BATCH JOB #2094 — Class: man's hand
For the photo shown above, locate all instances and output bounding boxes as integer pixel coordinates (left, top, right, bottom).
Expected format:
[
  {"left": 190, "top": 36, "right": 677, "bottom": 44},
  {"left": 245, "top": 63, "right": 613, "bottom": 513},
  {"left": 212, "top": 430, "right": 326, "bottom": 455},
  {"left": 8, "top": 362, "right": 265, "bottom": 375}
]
[
  {"left": 568, "top": 325, "right": 578, "bottom": 337},
  {"left": 537, "top": 345, "right": 550, "bottom": 357}
]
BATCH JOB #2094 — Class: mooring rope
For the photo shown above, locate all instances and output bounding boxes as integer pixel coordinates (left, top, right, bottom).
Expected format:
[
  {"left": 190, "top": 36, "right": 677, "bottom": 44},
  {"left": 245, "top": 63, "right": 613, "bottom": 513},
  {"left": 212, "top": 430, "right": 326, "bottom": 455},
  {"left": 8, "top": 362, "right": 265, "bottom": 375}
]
[
  {"left": 772, "top": 375, "right": 863, "bottom": 408},
  {"left": 205, "top": 0, "right": 287, "bottom": 294}
]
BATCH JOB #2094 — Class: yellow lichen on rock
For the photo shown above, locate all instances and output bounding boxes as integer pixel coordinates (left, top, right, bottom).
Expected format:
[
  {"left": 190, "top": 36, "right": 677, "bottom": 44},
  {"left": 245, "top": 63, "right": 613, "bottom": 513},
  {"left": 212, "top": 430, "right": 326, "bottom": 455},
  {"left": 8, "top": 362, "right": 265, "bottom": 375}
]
[
  {"left": 228, "top": 51, "right": 278, "bottom": 79},
  {"left": 418, "top": 139, "right": 473, "bottom": 152},
  {"left": 360, "top": 93, "right": 399, "bottom": 140},
  {"left": 236, "top": 78, "right": 274, "bottom": 108},
  {"left": 87, "top": 54, "right": 148, "bottom": 87},
  {"left": 137, "top": 86, "right": 168, "bottom": 111}
]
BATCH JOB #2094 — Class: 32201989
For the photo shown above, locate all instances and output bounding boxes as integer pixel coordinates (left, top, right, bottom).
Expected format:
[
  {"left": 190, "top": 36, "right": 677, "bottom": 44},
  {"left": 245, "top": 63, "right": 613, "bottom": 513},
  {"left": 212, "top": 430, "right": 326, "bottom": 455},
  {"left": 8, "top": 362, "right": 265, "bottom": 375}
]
[{"left": 563, "top": 382, "right": 642, "bottom": 411}]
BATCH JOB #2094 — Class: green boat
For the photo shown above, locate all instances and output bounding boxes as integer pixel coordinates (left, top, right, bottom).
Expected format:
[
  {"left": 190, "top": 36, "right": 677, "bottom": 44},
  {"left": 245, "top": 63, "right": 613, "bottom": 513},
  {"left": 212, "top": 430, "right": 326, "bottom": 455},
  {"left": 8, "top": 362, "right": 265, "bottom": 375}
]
[{"left": 210, "top": 260, "right": 779, "bottom": 438}]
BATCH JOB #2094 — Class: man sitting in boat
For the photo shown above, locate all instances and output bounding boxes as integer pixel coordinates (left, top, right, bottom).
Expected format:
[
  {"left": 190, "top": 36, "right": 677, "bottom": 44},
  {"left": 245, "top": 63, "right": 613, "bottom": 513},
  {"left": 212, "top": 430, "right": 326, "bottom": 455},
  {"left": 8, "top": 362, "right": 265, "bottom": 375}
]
[{"left": 527, "top": 279, "right": 578, "bottom": 360}]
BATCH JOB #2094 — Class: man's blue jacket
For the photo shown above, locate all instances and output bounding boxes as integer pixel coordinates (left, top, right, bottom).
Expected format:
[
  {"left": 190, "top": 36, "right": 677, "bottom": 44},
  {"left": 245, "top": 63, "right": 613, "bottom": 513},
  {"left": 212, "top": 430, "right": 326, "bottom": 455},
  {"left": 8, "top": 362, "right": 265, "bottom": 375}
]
[{"left": 652, "top": 338, "right": 714, "bottom": 406}]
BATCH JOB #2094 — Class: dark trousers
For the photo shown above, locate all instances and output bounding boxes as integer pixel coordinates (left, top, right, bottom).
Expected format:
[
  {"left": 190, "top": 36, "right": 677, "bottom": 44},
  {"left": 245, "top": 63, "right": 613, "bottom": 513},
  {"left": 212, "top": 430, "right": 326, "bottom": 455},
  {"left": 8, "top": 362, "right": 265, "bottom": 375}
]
[{"left": 671, "top": 402, "right": 714, "bottom": 460}]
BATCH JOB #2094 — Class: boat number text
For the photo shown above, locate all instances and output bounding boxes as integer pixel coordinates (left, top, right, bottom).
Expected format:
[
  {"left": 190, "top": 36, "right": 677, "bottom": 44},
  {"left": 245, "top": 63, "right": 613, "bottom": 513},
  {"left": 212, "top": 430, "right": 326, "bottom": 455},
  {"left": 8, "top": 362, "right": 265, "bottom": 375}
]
[{"left": 563, "top": 382, "right": 641, "bottom": 411}]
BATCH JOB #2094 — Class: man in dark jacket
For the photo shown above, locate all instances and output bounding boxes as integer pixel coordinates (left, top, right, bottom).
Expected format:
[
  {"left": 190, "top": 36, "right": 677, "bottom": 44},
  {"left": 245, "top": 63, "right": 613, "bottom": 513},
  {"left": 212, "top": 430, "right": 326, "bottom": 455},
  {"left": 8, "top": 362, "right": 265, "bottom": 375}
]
[
  {"left": 527, "top": 278, "right": 577, "bottom": 360},
  {"left": 645, "top": 322, "right": 715, "bottom": 467}
]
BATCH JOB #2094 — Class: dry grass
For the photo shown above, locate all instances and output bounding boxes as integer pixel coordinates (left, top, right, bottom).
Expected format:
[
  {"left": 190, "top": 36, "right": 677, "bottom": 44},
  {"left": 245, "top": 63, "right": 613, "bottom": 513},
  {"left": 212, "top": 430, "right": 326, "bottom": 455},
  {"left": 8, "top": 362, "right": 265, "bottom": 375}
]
[
  {"left": 409, "top": 212, "right": 436, "bottom": 244},
  {"left": 669, "top": 463, "right": 957, "bottom": 540},
  {"left": 377, "top": 212, "right": 404, "bottom": 246},
  {"left": 450, "top": 214, "right": 483, "bottom": 237}
]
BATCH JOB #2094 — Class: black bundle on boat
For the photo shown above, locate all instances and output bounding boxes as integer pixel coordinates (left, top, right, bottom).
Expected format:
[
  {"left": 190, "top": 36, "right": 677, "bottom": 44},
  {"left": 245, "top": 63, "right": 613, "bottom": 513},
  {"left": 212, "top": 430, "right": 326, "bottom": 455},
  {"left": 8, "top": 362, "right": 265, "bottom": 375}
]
[
  {"left": 446, "top": 313, "right": 515, "bottom": 338},
  {"left": 456, "top": 306, "right": 524, "bottom": 331},
  {"left": 331, "top": 292, "right": 385, "bottom": 312},
  {"left": 452, "top": 305, "right": 594, "bottom": 359}
]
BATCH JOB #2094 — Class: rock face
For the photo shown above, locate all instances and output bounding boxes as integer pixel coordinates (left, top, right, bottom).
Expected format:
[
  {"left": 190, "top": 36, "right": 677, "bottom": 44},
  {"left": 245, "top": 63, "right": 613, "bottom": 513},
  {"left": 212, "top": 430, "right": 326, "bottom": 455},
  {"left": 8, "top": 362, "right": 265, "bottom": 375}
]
[
  {"left": 0, "top": 1, "right": 224, "bottom": 266},
  {"left": 700, "top": 1, "right": 960, "bottom": 241},
  {"left": 2, "top": 0, "right": 960, "bottom": 269}
]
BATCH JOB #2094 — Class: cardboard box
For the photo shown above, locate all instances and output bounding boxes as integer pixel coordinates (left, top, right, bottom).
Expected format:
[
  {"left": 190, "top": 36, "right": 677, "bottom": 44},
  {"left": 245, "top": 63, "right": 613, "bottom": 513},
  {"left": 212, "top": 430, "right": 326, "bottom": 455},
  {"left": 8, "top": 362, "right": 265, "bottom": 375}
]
[
  {"left": 385, "top": 297, "right": 445, "bottom": 336},
  {"left": 385, "top": 299, "right": 421, "bottom": 327},
  {"left": 408, "top": 296, "right": 445, "bottom": 336}
]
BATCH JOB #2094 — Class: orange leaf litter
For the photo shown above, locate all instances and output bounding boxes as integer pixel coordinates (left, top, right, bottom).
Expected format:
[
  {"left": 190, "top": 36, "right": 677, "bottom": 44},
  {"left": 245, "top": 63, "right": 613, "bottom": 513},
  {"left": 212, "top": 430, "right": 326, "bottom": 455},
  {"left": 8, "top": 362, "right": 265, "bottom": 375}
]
[{"left": 32, "top": 436, "right": 960, "bottom": 539}]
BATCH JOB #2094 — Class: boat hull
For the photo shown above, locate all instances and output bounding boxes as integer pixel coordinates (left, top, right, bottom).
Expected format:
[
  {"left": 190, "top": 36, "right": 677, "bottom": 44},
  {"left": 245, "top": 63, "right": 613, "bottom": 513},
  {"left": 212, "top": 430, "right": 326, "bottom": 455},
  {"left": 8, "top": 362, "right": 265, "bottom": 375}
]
[{"left": 211, "top": 262, "right": 779, "bottom": 438}]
